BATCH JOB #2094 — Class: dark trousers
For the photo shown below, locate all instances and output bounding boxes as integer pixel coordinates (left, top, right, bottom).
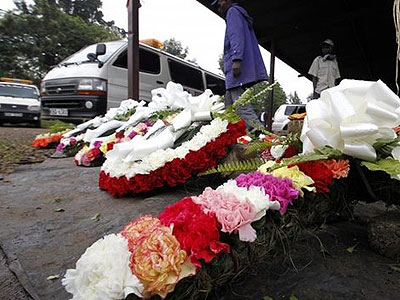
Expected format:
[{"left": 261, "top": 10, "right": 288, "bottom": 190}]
[{"left": 225, "top": 86, "right": 263, "bottom": 130}]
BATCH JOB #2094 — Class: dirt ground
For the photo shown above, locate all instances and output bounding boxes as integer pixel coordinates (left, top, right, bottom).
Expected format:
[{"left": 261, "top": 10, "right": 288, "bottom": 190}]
[
  {"left": 0, "top": 125, "right": 399, "bottom": 300},
  {"left": 0, "top": 125, "right": 54, "bottom": 175}
]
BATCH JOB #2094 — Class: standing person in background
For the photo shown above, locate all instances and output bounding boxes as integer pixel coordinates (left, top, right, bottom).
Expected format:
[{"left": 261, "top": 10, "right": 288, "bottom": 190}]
[
  {"left": 214, "top": 0, "right": 268, "bottom": 132},
  {"left": 308, "top": 39, "right": 341, "bottom": 99}
]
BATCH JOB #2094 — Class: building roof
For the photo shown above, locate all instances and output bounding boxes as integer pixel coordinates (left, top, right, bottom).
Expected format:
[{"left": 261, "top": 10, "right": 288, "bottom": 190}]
[{"left": 198, "top": 0, "right": 398, "bottom": 91}]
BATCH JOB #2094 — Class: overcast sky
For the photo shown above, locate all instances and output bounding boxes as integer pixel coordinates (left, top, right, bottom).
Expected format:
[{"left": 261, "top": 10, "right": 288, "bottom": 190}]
[{"left": 1, "top": 0, "right": 312, "bottom": 100}]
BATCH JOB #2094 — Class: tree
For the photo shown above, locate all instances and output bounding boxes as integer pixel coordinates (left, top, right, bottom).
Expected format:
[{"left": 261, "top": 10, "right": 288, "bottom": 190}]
[
  {"left": 162, "top": 38, "right": 189, "bottom": 59},
  {"left": 288, "top": 91, "right": 301, "bottom": 104},
  {"left": 0, "top": 0, "right": 122, "bottom": 85}
]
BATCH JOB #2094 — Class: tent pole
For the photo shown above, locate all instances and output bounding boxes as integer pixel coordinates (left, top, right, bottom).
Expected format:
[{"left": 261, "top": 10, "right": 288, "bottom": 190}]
[
  {"left": 266, "top": 39, "right": 276, "bottom": 131},
  {"left": 127, "top": 0, "right": 140, "bottom": 100}
]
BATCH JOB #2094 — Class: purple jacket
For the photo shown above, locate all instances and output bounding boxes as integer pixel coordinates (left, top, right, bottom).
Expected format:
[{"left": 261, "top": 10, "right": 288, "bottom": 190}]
[{"left": 223, "top": 4, "right": 268, "bottom": 90}]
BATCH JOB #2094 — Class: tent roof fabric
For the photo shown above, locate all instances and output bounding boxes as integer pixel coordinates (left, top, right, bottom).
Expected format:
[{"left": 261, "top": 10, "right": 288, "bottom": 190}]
[{"left": 199, "top": 0, "right": 398, "bottom": 91}]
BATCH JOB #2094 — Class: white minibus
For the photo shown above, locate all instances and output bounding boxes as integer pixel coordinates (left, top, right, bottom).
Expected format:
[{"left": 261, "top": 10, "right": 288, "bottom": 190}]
[{"left": 40, "top": 40, "right": 225, "bottom": 122}]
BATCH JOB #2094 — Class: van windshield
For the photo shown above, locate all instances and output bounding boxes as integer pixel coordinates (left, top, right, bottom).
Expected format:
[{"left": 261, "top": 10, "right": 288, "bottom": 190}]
[
  {"left": 62, "top": 41, "right": 125, "bottom": 65},
  {"left": 0, "top": 84, "right": 39, "bottom": 99}
]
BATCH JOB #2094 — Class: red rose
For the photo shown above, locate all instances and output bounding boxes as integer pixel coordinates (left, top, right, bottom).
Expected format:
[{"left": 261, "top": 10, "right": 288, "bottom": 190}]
[{"left": 159, "top": 197, "right": 230, "bottom": 268}]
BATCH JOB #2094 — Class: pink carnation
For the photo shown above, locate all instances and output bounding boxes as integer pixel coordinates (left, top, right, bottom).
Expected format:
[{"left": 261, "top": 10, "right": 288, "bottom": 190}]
[
  {"left": 56, "top": 143, "right": 65, "bottom": 151},
  {"left": 235, "top": 171, "right": 299, "bottom": 214},
  {"left": 128, "top": 131, "right": 138, "bottom": 139},
  {"left": 80, "top": 154, "right": 91, "bottom": 166},
  {"left": 136, "top": 123, "right": 148, "bottom": 132},
  {"left": 192, "top": 188, "right": 257, "bottom": 240},
  {"left": 93, "top": 141, "right": 102, "bottom": 148}
]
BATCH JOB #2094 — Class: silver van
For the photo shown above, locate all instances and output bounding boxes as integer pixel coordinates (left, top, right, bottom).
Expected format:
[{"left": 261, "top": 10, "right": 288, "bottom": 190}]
[
  {"left": 272, "top": 104, "right": 306, "bottom": 134},
  {"left": 40, "top": 40, "right": 225, "bottom": 122}
]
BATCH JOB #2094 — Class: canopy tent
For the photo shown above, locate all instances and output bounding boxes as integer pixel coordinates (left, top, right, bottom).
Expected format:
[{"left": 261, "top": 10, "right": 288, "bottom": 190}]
[{"left": 198, "top": 0, "right": 398, "bottom": 92}]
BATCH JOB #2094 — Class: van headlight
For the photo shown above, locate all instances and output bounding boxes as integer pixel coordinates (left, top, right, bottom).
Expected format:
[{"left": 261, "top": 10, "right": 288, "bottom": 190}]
[
  {"left": 40, "top": 81, "right": 46, "bottom": 96},
  {"left": 85, "top": 101, "right": 94, "bottom": 109},
  {"left": 77, "top": 78, "right": 107, "bottom": 95},
  {"left": 28, "top": 105, "right": 41, "bottom": 111}
]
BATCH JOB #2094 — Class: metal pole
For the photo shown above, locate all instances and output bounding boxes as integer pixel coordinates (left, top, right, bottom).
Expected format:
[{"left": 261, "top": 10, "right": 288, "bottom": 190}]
[
  {"left": 127, "top": 0, "right": 139, "bottom": 100},
  {"left": 266, "top": 40, "right": 275, "bottom": 131}
]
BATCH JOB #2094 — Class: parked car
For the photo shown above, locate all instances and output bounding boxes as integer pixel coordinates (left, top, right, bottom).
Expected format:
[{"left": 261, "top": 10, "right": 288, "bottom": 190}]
[
  {"left": 0, "top": 78, "right": 41, "bottom": 127},
  {"left": 272, "top": 104, "right": 306, "bottom": 134},
  {"left": 40, "top": 39, "right": 225, "bottom": 123}
]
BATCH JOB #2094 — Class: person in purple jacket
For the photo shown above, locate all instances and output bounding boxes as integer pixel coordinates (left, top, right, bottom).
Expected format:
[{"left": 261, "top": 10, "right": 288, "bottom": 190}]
[{"left": 214, "top": 0, "right": 268, "bottom": 131}]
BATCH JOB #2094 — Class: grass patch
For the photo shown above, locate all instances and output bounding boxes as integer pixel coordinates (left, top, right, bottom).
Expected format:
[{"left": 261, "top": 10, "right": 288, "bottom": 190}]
[{"left": 41, "top": 120, "right": 75, "bottom": 133}]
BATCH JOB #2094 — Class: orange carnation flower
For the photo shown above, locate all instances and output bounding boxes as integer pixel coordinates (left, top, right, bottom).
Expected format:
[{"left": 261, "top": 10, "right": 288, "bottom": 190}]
[
  {"left": 323, "top": 159, "right": 350, "bottom": 179},
  {"left": 130, "top": 225, "right": 196, "bottom": 298},
  {"left": 121, "top": 215, "right": 161, "bottom": 250}
]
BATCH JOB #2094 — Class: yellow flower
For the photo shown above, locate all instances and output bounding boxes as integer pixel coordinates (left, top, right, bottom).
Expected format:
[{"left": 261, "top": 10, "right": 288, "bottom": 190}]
[
  {"left": 100, "top": 137, "right": 116, "bottom": 154},
  {"left": 258, "top": 161, "right": 276, "bottom": 174},
  {"left": 271, "top": 165, "right": 315, "bottom": 196},
  {"left": 130, "top": 225, "right": 196, "bottom": 298}
]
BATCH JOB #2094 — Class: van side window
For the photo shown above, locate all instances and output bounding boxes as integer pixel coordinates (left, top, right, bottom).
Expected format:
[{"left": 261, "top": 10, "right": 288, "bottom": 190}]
[
  {"left": 284, "top": 106, "right": 297, "bottom": 115},
  {"left": 205, "top": 74, "right": 225, "bottom": 95},
  {"left": 167, "top": 59, "right": 204, "bottom": 91},
  {"left": 140, "top": 49, "right": 160, "bottom": 74},
  {"left": 297, "top": 106, "right": 306, "bottom": 114},
  {"left": 113, "top": 49, "right": 160, "bottom": 74}
]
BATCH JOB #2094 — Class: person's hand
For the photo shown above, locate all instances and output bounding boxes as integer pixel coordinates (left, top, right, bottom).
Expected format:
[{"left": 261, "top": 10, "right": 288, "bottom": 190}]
[{"left": 232, "top": 60, "right": 241, "bottom": 78}]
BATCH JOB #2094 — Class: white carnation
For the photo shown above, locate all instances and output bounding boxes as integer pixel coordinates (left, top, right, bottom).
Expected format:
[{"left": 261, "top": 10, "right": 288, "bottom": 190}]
[
  {"left": 270, "top": 145, "right": 288, "bottom": 159},
  {"left": 62, "top": 234, "right": 143, "bottom": 300},
  {"left": 103, "top": 118, "right": 229, "bottom": 178}
]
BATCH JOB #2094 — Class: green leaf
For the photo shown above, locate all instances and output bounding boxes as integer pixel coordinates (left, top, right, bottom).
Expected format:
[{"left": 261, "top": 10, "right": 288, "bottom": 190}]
[
  {"left": 114, "top": 107, "right": 137, "bottom": 121},
  {"left": 346, "top": 243, "right": 359, "bottom": 254},
  {"left": 373, "top": 136, "right": 400, "bottom": 150},
  {"left": 361, "top": 158, "right": 400, "bottom": 174},
  {"left": 200, "top": 158, "right": 268, "bottom": 175},
  {"left": 289, "top": 295, "right": 299, "bottom": 300},
  {"left": 313, "top": 145, "right": 344, "bottom": 158},
  {"left": 270, "top": 153, "right": 328, "bottom": 171},
  {"left": 248, "top": 120, "right": 284, "bottom": 140},
  {"left": 54, "top": 208, "right": 65, "bottom": 212},
  {"left": 46, "top": 274, "right": 60, "bottom": 281},
  {"left": 172, "top": 123, "right": 203, "bottom": 149},
  {"left": 54, "top": 198, "right": 62, "bottom": 203},
  {"left": 216, "top": 82, "right": 277, "bottom": 122},
  {"left": 244, "top": 141, "right": 277, "bottom": 155},
  {"left": 91, "top": 213, "right": 101, "bottom": 222},
  {"left": 263, "top": 297, "right": 274, "bottom": 300}
]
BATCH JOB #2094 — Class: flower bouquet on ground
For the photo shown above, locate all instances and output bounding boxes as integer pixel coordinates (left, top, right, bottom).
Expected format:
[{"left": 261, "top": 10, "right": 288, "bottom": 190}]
[
  {"left": 74, "top": 122, "right": 152, "bottom": 167},
  {"left": 63, "top": 150, "right": 354, "bottom": 300},
  {"left": 63, "top": 79, "right": 400, "bottom": 300},
  {"left": 99, "top": 82, "right": 275, "bottom": 197},
  {"left": 54, "top": 100, "right": 141, "bottom": 157},
  {"left": 55, "top": 134, "right": 86, "bottom": 157},
  {"left": 32, "top": 130, "right": 69, "bottom": 148},
  {"left": 64, "top": 167, "right": 315, "bottom": 300}
]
